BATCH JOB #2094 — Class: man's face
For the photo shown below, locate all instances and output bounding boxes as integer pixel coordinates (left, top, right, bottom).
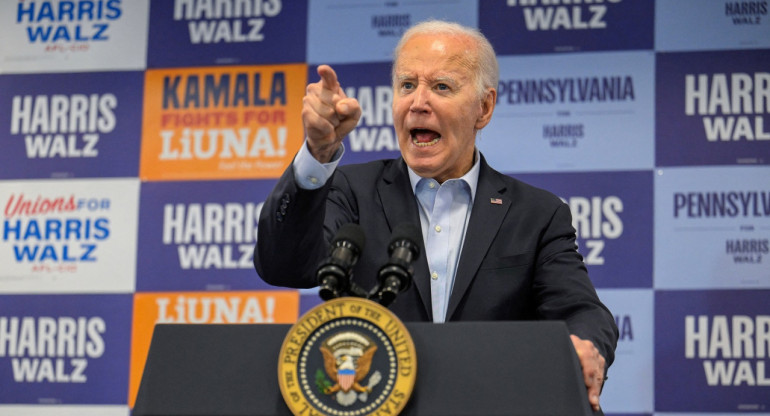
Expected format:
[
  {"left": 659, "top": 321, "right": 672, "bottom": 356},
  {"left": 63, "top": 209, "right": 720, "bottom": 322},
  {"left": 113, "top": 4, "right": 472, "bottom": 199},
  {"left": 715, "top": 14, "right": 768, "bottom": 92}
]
[{"left": 392, "top": 33, "right": 495, "bottom": 183}]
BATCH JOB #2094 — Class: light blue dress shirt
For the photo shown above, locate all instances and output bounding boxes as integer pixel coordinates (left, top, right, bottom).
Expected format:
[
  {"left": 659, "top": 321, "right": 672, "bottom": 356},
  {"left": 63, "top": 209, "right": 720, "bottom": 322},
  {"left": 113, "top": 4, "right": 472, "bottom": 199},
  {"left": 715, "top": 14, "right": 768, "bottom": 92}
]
[
  {"left": 293, "top": 141, "right": 480, "bottom": 322},
  {"left": 406, "top": 153, "right": 479, "bottom": 322}
]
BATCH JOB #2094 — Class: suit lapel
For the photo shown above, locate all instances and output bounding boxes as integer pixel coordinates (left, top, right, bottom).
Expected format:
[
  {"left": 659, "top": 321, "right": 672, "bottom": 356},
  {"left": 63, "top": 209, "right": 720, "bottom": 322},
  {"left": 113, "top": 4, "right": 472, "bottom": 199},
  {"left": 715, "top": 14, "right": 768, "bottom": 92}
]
[
  {"left": 446, "top": 158, "right": 511, "bottom": 320},
  {"left": 378, "top": 159, "right": 433, "bottom": 320}
]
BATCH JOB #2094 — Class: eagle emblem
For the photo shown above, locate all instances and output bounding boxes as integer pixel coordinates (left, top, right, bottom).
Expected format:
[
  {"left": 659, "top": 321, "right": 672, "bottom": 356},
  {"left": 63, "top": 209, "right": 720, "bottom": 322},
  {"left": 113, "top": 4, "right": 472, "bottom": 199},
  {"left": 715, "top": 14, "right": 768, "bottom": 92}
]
[{"left": 319, "top": 331, "right": 382, "bottom": 406}]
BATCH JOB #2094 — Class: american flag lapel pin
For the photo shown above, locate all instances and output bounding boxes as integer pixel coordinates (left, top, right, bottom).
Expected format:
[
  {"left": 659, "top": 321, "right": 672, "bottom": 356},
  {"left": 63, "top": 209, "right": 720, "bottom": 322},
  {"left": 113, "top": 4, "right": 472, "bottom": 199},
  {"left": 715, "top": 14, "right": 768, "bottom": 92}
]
[{"left": 490, "top": 197, "right": 503, "bottom": 205}]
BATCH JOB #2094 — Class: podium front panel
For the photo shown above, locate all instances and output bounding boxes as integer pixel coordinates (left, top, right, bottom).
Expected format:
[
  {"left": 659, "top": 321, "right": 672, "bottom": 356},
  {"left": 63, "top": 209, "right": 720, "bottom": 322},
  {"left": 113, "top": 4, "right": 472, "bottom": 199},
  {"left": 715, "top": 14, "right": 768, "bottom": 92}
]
[{"left": 133, "top": 321, "right": 593, "bottom": 416}]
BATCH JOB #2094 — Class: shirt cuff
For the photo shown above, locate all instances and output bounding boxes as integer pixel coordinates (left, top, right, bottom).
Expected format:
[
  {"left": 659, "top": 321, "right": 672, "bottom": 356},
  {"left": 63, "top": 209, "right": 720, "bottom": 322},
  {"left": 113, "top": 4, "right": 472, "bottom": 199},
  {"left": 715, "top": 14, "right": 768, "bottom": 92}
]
[{"left": 293, "top": 140, "right": 344, "bottom": 190}]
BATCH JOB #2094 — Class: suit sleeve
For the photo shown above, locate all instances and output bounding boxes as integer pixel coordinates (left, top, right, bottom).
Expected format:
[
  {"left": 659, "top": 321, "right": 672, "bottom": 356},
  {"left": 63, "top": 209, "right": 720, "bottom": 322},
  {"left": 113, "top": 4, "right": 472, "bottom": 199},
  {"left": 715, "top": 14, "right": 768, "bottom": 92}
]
[
  {"left": 533, "top": 202, "right": 619, "bottom": 367},
  {"left": 253, "top": 163, "right": 331, "bottom": 288},
  {"left": 253, "top": 163, "right": 359, "bottom": 289}
]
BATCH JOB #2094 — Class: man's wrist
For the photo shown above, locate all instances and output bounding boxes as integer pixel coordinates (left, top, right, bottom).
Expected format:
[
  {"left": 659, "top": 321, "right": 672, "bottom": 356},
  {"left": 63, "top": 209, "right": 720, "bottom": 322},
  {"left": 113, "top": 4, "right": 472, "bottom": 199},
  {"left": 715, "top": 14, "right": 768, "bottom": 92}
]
[
  {"left": 293, "top": 140, "right": 344, "bottom": 189},
  {"left": 308, "top": 142, "right": 341, "bottom": 164}
]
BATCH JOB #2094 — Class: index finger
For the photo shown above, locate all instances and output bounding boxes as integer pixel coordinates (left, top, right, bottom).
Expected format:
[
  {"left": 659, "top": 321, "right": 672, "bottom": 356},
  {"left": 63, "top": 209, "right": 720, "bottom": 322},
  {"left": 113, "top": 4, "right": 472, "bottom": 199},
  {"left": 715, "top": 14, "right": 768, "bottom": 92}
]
[
  {"left": 317, "top": 65, "right": 341, "bottom": 94},
  {"left": 588, "top": 379, "right": 602, "bottom": 411}
]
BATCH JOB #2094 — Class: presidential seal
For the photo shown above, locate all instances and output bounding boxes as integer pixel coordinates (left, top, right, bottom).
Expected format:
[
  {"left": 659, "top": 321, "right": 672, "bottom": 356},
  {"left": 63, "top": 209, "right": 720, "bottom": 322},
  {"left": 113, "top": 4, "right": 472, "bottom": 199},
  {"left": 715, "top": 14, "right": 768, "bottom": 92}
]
[{"left": 278, "top": 297, "right": 417, "bottom": 416}]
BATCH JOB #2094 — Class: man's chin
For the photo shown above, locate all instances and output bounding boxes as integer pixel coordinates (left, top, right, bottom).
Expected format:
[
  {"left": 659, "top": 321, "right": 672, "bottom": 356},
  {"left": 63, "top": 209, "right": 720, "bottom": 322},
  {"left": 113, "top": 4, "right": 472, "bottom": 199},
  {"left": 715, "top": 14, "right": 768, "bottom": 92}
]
[{"left": 405, "top": 160, "right": 441, "bottom": 179}]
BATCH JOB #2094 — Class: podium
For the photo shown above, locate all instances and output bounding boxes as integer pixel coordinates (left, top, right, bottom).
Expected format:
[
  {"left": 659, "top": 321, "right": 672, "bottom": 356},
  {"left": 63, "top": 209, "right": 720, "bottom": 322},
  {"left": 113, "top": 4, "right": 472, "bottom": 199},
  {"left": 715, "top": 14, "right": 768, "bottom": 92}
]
[{"left": 133, "top": 322, "right": 596, "bottom": 416}]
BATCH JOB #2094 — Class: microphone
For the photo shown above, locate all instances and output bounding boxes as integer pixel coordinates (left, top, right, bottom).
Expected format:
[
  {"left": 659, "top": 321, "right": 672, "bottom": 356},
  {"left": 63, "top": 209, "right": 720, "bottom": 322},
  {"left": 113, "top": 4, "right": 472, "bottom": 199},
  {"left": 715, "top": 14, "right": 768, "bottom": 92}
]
[
  {"left": 317, "top": 223, "right": 366, "bottom": 301},
  {"left": 377, "top": 223, "right": 421, "bottom": 307}
]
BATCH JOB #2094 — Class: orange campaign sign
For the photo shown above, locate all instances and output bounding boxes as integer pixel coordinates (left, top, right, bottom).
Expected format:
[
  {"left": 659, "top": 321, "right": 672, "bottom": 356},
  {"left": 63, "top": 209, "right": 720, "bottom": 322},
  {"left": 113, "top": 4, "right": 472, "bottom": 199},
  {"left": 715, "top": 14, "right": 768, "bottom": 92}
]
[
  {"left": 128, "top": 290, "right": 300, "bottom": 407},
  {"left": 140, "top": 64, "right": 307, "bottom": 181}
]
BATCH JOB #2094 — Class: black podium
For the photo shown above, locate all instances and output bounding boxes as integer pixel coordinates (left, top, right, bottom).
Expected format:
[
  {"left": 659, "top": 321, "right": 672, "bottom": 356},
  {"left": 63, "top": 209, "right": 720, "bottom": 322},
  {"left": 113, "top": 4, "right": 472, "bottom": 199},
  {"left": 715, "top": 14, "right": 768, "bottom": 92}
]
[{"left": 133, "top": 322, "right": 595, "bottom": 416}]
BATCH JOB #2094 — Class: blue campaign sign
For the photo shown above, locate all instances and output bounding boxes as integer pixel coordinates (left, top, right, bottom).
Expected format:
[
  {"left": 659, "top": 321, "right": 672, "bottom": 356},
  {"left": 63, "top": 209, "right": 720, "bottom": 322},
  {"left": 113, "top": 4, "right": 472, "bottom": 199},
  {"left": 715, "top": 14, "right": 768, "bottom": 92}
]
[
  {"left": 655, "top": 289, "right": 770, "bottom": 412},
  {"left": 307, "top": 0, "right": 477, "bottom": 64},
  {"left": 480, "top": 50, "right": 654, "bottom": 173},
  {"left": 146, "top": 0, "right": 307, "bottom": 68},
  {"left": 656, "top": 0, "right": 770, "bottom": 52},
  {"left": 654, "top": 166, "right": 770, "bottom": 290},
  {"left": 596, "top": 289, "right": 654, "bottom": 414},
  {"left": 0, "top": 72, "right": 143, "bottom": 179},
  {"left": 0, "top": 294, "right": 132, "bottom": 405},
  {"left": 307, "top": 63, "right": 402, "bottom": 166},
  {"left": 513, "top": 170, "right": 653, "bottom": 289},
  {"left": 656, "top": 49, "right": 770, "bottom": 167},
  {"left": 136, "top": 179, "right": 277, "bottom": 292},
  {"left": 479, "top": 0, "right": 654, "bottom": 55}
]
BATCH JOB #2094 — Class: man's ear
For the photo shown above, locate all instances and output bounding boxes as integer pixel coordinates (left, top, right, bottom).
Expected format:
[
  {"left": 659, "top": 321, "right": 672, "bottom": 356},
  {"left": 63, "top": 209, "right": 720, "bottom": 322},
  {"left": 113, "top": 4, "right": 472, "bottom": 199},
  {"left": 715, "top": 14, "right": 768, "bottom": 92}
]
[{"left": 475, "top": 88, "right": 497, "bottom": 130}]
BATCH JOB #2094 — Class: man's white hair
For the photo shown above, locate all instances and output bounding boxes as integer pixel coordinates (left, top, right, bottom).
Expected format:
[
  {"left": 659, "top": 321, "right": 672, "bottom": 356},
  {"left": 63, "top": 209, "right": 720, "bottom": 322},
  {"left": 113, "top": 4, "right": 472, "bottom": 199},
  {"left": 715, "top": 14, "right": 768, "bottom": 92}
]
[{"left": 391, "top": 20, "right": 499, "bottom": 99}]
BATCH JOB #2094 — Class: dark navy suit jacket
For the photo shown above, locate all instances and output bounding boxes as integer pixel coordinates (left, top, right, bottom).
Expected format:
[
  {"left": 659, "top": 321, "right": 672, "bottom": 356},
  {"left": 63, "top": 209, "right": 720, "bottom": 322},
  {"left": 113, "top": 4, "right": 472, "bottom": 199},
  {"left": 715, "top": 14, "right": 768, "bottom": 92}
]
[{"left": 254, "top": 154, "right": 618, "bottom": 366}]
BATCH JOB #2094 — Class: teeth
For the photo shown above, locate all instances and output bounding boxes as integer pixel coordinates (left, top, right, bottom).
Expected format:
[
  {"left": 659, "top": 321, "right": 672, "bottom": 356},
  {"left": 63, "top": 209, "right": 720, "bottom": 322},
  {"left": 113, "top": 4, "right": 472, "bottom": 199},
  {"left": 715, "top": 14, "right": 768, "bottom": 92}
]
[
  {"left": 413, "top": 137, "right": 440, "bottom": 147},
  {"left": 410, "top": 129, "right": 441, "bottom": 147}
]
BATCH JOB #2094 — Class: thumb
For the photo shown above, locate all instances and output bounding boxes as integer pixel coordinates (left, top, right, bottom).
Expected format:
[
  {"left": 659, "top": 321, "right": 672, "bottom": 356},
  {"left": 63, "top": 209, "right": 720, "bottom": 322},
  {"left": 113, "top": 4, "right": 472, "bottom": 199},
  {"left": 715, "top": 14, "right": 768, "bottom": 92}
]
[
  {"left": 336, "top": 97, "right": 360, "bottom": 119},
  {"left": 334, "top": 98, "right": 362, "bottom": 139}
]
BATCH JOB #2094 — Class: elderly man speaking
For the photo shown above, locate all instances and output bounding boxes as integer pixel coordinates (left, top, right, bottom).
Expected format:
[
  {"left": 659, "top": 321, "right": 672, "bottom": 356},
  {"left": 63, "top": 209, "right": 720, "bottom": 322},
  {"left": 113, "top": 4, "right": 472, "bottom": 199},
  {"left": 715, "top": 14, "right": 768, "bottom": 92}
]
[{"left": 254, "top": 19, "right": 618, "bottom": 413}]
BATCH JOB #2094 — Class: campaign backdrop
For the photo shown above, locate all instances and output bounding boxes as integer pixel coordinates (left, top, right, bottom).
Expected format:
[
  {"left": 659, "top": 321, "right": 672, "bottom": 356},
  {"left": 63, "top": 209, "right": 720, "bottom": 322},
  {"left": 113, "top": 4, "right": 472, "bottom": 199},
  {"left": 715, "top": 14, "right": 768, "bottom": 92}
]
[
  {"left": 656, "top": 49, "right": 770, "bottom": 167},
  {"left": 515, "top": 170, "right": 654, "bottom": 289},
  {"left": 0, "top": 178, "right": 139, "bottom": 294},
  {"left": 139, "top": 64, "right": 306, "bottom": 181},
  {"left": 0, "top": 0, "right": 768, "bottom": 415},
  {"left": 656, "top": 290, "right": 770, "bottom": 412},
  {"left": 146, "top": 0, "right": 307, "bottom": 68},
  {"left": 598, "top": 289, "right": 655, "bottom": 414},
  {"left": 0, "top": 0, "right": 150, "bottom": 73},
  {"left": 127, "top": 290, "right": 299, "bottom": 407},
  {"left": 654, "top": 166, "right": 770, "bottom": 290},
  {"left": 0, "top": 294, "right": 133, "bottom": 405},
  {"left": 136, "top": 178, "right": 275, "bottom": 291},
  {"left": 481, "top": 50, "right": 655, "bottom": 173},
  {"left": 0, "top": 71, "right": 144, "bottom": 179}
]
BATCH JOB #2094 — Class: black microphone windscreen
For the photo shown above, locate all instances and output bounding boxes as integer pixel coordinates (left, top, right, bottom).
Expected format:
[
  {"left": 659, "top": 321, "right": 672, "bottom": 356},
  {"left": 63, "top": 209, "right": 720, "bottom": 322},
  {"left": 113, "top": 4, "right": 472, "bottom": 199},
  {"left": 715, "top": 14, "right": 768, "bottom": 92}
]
[
  {"left": 332, "top": 222, "right": 366, "bottom": 250},
  {"left": 390, "top": 223, "right": 421, "bottom": 245}
]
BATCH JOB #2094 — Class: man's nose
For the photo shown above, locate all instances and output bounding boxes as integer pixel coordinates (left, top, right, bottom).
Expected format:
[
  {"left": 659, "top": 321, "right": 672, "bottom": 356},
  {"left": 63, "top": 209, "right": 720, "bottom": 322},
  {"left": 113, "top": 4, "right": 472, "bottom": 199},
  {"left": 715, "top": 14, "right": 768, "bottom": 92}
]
[{"left": 409, "top": 85, "right": 430, "bottom": 113}]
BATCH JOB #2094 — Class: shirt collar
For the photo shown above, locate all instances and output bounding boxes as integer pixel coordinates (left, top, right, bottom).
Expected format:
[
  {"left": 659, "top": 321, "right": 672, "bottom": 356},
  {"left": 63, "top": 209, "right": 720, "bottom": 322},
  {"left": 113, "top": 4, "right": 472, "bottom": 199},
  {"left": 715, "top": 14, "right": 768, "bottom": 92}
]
[{"left": 407, "top": 148, "right": 481, "bottom": 201}]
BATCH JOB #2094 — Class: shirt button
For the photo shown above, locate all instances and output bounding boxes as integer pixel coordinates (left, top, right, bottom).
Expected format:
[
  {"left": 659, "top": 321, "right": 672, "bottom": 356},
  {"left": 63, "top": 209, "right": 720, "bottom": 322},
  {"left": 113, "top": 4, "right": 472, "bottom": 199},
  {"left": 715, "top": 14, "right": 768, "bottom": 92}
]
[
  {"left": 434, "top": 225, "right": 441, "bottom": 233},
  {"left": 309, "top": 176, "right": 319, "bottom": 184},
  {"left": 429, "top": 182, "right": 436, "bottom": 189},
  {"left": 431, "top": 272, "right": 438, "bottom": 280}
]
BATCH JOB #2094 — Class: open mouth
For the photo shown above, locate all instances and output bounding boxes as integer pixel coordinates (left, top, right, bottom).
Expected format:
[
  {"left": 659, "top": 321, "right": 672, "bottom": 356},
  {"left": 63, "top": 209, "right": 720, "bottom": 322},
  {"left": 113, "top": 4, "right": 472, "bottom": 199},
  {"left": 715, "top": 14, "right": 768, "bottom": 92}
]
[{"left": 410, "top": 128, "right": 441, "bottom": 147}]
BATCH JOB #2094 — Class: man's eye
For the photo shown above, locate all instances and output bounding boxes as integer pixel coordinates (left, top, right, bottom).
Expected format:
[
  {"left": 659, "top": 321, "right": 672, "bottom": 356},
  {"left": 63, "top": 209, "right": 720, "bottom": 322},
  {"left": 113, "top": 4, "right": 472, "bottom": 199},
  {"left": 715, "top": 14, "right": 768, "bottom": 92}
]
[
  {"left": 436, "top": 83, "right": 449, "bottom": 91},
  {"left": 402, "top": 82, "right": 414, "bottom": 90}
]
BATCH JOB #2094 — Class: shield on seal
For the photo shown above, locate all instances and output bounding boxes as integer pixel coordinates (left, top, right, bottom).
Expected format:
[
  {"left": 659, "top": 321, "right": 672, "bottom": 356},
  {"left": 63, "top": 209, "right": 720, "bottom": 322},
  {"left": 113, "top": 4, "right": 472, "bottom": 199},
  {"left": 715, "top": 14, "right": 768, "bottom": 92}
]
[
  {"left": 338, "top": 367, "right": 356, "bottom": 392},
  {"left": 320, "top": 331, "right": 377, "bottom": 395}
]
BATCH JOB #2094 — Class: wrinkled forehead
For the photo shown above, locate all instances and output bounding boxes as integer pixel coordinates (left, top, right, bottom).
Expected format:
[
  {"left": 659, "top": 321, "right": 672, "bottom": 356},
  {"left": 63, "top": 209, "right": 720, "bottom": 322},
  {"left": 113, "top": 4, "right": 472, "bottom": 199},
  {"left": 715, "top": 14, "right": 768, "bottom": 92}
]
[{"left": 393, "top": 34, "right": 478, "bottom": 79}]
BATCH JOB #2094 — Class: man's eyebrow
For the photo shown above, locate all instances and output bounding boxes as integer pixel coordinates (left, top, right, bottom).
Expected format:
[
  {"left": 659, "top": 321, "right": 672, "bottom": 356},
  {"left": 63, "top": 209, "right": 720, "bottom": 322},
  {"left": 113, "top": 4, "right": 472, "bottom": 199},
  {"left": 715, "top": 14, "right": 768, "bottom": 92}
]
[
  {"left": 395, "top": 74, "right": 459, "bottom": 85},
  {"left": 434, "top": 76, "right": 459, "bottom": 85}
]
